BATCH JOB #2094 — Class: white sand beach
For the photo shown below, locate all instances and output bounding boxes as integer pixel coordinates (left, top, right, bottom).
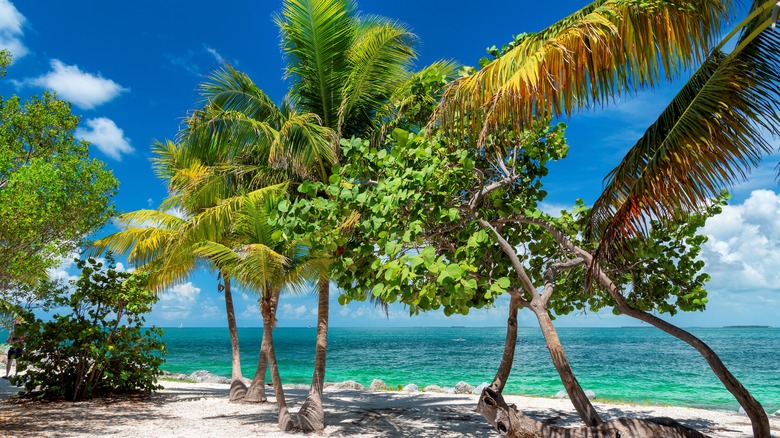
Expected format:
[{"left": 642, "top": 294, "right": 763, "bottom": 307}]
[{"left": 1, "top": 377, "right": 777, "bottom": 437}]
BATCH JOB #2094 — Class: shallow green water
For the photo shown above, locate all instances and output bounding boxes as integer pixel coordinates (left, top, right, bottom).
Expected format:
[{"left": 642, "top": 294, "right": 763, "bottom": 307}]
[{"left": 159, "top": 326, "right": 780, "bottom": 412}]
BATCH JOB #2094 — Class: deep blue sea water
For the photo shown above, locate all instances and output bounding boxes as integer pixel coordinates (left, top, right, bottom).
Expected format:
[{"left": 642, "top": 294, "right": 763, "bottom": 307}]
[{"left": 158, "top": 326, "right": 780, "bottom": 413}]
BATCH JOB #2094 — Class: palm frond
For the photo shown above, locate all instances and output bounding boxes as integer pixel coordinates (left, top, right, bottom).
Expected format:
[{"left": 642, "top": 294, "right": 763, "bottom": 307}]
[
  {"left": 586, "top": 2, "right": 780, "bottom": 263},
  {"left": 338, "top": 16, "right": 417, "bottom": 137},
  {"left": 276, "top": 0, "right": 357, "bottom": 128},
  {"left": 372, "top": 60, "right": 460, "bottom": 143},
  {"left": 434, "top": 0, "right": 729, "bottom": 146},
  {"left": 197, "top": 65, "right": 284, "bottom": 125}
]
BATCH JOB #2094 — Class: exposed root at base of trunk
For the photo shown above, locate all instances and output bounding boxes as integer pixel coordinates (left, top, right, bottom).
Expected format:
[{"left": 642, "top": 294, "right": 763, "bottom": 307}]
[
  {"left": 297, "top": 392, "right": 325, "bottom": 432},
  {"left": 229, "top": 379, "right": 247, "bottom": 401},
  {"left": 278, "top": 405, "right": 296, "bottom": 432},
  {"left": 476, "top": 388, "right": 709, "bottom": 438}
]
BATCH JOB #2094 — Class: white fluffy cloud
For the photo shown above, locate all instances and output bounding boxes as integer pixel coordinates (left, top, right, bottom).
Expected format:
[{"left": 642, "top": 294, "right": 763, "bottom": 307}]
[
  {"left": 27, "top": 60, "right": 127, "bottom": 109},
  {"left": 700, "top": 189, "right": 780, "bottom": 293},
  {"left": 0, "top": 0, "right": 26, "bottom": 59},
  {"left": 280, "top": 303, "right": 313, "bottom": 319},
  {"left": 75, "top": 117, "right": 133, "bottom": 160},
  {"left": 157, "top": 282, "right": 201, "bottom": 321}
]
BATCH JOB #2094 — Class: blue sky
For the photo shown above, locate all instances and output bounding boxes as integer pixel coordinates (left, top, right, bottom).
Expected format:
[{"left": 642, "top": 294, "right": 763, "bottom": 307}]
[{"left": 2, "top": 0, "right": 778, "bottom": 328}]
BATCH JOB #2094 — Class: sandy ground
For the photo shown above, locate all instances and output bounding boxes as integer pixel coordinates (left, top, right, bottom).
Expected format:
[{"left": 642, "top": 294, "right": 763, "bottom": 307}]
[{"left": 1, "top": 377, "right": 778, "bottom": 437}]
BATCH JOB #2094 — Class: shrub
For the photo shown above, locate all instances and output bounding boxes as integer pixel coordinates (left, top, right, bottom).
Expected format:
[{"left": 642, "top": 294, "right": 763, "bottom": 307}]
[{"left": 13, "top": 256, "right": 166, "bottom": 401}]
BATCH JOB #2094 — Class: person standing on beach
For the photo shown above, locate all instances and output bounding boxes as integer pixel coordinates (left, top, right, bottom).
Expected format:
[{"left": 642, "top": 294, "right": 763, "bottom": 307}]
[{"left": 4, "top": 319, "right": 24, "bottom": 378}]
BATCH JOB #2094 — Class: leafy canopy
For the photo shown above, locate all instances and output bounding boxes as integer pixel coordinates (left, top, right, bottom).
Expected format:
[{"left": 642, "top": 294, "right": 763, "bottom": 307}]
[
  {"left": 0, "top": 51, "right": 117, "bottom": 292},
  {"left": 13, "top": 256, "right": 165, "bottom": 401}
]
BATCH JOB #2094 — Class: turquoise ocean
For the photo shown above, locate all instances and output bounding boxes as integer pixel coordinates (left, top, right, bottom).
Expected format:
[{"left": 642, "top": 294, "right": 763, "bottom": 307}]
[{"left": 159, "top": 326, "right": 780, "bottom": 413}]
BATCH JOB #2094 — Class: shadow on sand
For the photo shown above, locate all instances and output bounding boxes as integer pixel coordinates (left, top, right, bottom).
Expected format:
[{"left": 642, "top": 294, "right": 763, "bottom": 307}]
[{"left": 0, "top": 380, "right": 736, "bottom": 437}]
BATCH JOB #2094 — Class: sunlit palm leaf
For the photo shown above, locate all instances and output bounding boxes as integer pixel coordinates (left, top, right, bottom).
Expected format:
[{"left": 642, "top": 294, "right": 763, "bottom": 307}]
[
  {"left": 277, "top": 0, "right": 356, "bottom": 128},
  {"left": 339, "top": 16, "right": 417, "bottom": 137},
  {"left": 586, "top": 2, "right": 780, "bottom": 263},
  {"left": 435, "top": 0, "right": 728, "bottom": 146}
]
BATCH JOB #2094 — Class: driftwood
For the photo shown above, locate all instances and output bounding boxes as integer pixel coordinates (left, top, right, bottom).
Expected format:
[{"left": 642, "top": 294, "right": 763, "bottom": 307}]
[{"left": 476, "top": 387, "right": 709, "bottom": 438}]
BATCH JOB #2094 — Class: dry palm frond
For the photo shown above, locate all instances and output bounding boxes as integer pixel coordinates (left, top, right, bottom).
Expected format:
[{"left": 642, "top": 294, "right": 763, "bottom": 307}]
[
  {"left": 586, "top": 1, "right": 780, "bottom": 265},
  {"left": 434, "top": 0, "right": 728, "bottom": 146}
]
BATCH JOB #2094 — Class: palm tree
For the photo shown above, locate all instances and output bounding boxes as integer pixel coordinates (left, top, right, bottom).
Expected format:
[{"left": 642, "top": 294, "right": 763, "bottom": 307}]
[
  {"left": 91, "top": 139, "right": 253, "bottom": 384},
  {"left": 434, "top": 1, "right": 779, "bottom": 436},
  {"left": 184, "top": 188, "right": 319, "bottom": 431},
  {"left": 182, "top": 0, "right": 427, "bottom": 430}
]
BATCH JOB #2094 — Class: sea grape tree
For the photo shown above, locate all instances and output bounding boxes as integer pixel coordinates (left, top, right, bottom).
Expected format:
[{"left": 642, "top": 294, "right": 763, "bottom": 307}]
[
  {"left": 14, "top": 256, "right": 165, "bottom": 401},
  {"left": 279, "top": 125, "right": 758, "bottom": 436}
]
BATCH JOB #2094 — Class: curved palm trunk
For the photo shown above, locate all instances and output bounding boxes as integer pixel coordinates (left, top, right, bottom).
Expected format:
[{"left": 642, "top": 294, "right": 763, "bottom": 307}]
[
  {"left": 222, "top": 275, "right": 243, "bottom": 382},
  {"left": 245, "top": 350, "right": 269, "bottom": 402},
  {"left": 297, "top": 277, "right": 329, "bottom": 432},
  {"left": 246, "top": 289, "right": 282, "bottom": 403},
  {"left": 532, "top": 303, "right": 602, "bottom": 427},
  {"left": 477, "top": 294, "right": 519, "bottom": 428},
  {"left": 259, "top": 290, "right": 294, "bottom": 431}
]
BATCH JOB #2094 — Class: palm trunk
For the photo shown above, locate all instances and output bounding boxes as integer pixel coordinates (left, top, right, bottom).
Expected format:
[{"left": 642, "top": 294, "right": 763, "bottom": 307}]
[
  {"left": 259, "top": 292, "right": 294, "bottom": 431},
  {"left": 244, "top": 349, "right": 269, "bottom": 402},
  {"left": 246, "top": 290, "right": 282, "bottom": 403},
  {"left": 221, "top": 274, "right": 242, "bottom": 381},
  {"left": 296, "top": 277, "right": 329, "bottom": 432},
  {"left": 532, "top": 302, "right": 602, "bottom": 427},
  {"left": 477, "top": 294, "right": 519, "bottom": 428}
]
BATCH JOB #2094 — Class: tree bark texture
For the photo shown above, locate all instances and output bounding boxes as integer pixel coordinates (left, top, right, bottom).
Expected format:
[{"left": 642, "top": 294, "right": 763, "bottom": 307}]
[
  {"left": 478, "top": 294, "right": 520, "bottom": 428},
  {"left": 514, "top": 215, "right": 771, "bottom": 438},
  {"left": 244, "top": 349, "right": 268, "bottom": 403},
  {"left": 494, "top": 293, "right": 520, "bottom": 393},
  {"left": 532, "top": 303, "right": 603, "bottom": 427},
  {"left": 477, "top": 386, "right": 710, "bottom": 438},
  {"left": 246, "top": 289, "right": 281, "bottom": 403},
  {"left": 297, "top": 277, "right": 330, "bottom": 432},
  {"left": 221, "top": 274, "right": 242, "bottom": 381},
  {"left": 260, "top": 293, "right": 294, "bottom": 431}
]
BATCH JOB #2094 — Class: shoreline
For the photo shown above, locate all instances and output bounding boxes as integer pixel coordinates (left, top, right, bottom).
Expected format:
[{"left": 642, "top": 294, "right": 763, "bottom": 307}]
[
  {"left": 2, "top": 377, "right": 778, "bottom": 437},
  {"left": 160, "top": 368, "right": 779, "bottom": 414}
]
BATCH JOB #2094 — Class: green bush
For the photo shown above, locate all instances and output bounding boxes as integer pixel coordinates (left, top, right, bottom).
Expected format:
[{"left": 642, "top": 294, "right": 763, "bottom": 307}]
[{"left": 13, "top": 256, "right": 166, "bottom": 401}]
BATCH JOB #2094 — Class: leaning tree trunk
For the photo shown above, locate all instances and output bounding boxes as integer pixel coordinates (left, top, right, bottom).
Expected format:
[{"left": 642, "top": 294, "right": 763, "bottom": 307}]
[
  {"left": 297, "top": 277, "right": 329, "bottom": 432},
  {"left": 260, "top": 292, "right": 294, "bottom": 432},
  {"left": 478, "top": 386, "right": 709, "bottom": 438},
  {"left": 521, "top": 215, "right": 771, "bottom": 438},
  {"left": 477, "top": 294, "right": 519, "bottom": 428},
  {"left": 245, "top": 289, "right": 282, "bottom": 403},
  {"left": 244, "top": 349, "right": 269, "bottom": 402},
  {"left": 494, "top": 294, "right": 520, "bottom": 392},
  {"left": 608, "top": 287, "right": 771, "bottom": 438},
  {"left": 531, "top": 302, "right": 603, "bottom": 427}
]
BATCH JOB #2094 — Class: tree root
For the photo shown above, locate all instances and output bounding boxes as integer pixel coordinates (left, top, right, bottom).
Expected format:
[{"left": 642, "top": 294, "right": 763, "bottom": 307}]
[
  {"left": 297, "top": 391, "right": 325, "bottom": 432},
  {"left": 476, "top": 387, "right": 709, "bottom": 438},
  {"left": 229, "top": 379, "right": 247, "bottom": 401}
]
